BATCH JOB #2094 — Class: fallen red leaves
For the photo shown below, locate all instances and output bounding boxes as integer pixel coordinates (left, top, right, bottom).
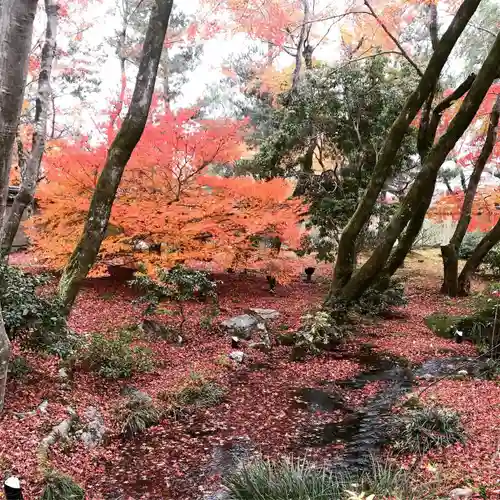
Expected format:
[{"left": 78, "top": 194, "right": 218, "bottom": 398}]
[{"left": 0, "top": 260, "right": 498, "bottom": 498}]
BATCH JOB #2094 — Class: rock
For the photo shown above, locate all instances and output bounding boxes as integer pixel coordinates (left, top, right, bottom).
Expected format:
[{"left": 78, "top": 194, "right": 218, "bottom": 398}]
[
  {"left": 81, "top": 406, "right": 106, "bottom": 449},
  {"left": 221, "top": 314, "right": 262, "bottom": 340},
  {"left": 58, "top": 367, "right": 69, "bottom": 381},
  {"left": 276, "top": 333, "right": 295, "bottom": 346},
  {"left": 449, "top": 487, "right": 474, "bottom": 499},
  {"left": 249, "top": 341, "right": 271, "bottom": 353},
  {"left": 38, "top": 400, "right": 49, "bottom": 413},
  {"left": 134, "top": 239, "right": 149, "bottom": 252},
  {"left": 231, "top": 336, "right": 240, "bottom": 348},
  {"left": 229, "top": 351, "right": 245, "bottom": 363},
  {"left": 247, "top": 308, "right": 280, "bottom": 321},
  {"left": 457, "top": 369, "right": 468, "bottom": 376}
]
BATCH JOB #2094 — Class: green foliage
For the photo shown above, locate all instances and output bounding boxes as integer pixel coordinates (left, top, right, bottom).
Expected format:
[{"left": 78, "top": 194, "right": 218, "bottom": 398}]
[
  {"left": 354, "top": 278, "right": 408, "bottom": 316},
  {"left": 237, "top": 56, "right": 418, "bottom": 261},
  {"left": 114, "top": 391, "right": 161, "bottom": 438},
  {"left": 424, "top": 313, "right": 461, "bottom": 338},
  {"left": 77, "top": 329, "right": 154, "bottom": 379},
  {"left": 225, "top": 456, "right": 426, "bottom": 500},
  {"left": 0, "top": 263, "right": 67, "bottom": 344},
  {"left": 458, "top": 232, "right": 486, "bottom": 259},
  {"left": 41, "top": 470, "right": 85, "bottom": 500},
  {"left": 393, "top": 405, "right": 466, "bottom": 454},
  {"left": 479, "top": 358, "right": 500, "bottom": 380},
  {"left": 8, "top": 356, "right": 32, "bottom": 379},
  {"left": 295, "top": 310, "right": 346, "bottom": 354},
  {"left": 160, "top": 373, "right": 225, "bottom": 417}
]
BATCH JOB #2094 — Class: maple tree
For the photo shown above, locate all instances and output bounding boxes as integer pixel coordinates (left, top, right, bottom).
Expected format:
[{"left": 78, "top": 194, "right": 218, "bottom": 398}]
[{"left": 28, "top": 108, "right": 306, "bottom": 284}]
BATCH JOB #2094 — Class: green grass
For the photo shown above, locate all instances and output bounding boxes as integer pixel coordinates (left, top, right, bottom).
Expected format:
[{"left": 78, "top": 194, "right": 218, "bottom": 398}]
[
  {"left": 114, "top": 392, "right": 162, "bottom": 438},
  {"left": 41, "top": 470, "right": 85, "bottom": 500}
]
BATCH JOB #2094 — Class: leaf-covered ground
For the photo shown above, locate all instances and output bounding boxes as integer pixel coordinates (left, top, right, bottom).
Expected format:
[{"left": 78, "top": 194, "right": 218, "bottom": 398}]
[{"left": 1, "top": 252, "right": 499, "bottom": 499}]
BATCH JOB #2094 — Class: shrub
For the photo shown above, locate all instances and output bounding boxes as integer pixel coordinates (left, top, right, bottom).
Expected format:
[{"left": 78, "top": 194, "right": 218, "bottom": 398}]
[
  {"left": 225, "top": 456, "right": 426, "bottom": 500},
  {"left": 424, "top": 313, "right": 462, "bottom": 338},
  {"left": 393, "top": 405, "right": 466, "bottom": 454},
  {"left": 0, "top": 263, "right": 68, "bottom": 346},
  {"left": 114, "top": 391, "right": 162, "bottom": 437},
  {"left": 78, "top": 329, "right": 154, "bottom": 379},
  {"left": 131, "top": 264, "right": 218, "bottom": 333},
  {"left": 41, "top": 469, "right": 85, "bottom": 500},
  {"left": 160, "top": 373, "right": 225, "bottom": 417},
  {"left": 8, "top": 356, "right": 32, "bottom": 379},
  {"left": 354, "top": 278, "right": 407, "bottom": 316},
  {"left": 458, "top": 232, "right": 487, "bottom": 259},
  {"left": 484, "top": 247, "right": 500, "bottom": 276}
]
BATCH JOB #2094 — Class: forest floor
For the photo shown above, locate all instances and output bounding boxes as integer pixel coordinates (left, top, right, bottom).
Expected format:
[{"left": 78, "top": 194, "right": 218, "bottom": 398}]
[{"left": 1, "top": 250, "right": 499, "bottom": 499}]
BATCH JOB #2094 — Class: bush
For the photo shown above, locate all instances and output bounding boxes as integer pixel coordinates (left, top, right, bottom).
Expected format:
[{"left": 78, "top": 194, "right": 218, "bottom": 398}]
[
  {"left": 77, "top": 329, "right": 154, "bottom": 379},
  {"left": 0, "top": 263, "right": 68, "bottom": 345},
  {"left": 160, "top": 373, "right": 225, "bottom": 417},
  {"left": 41, "top": 469, "right": 85, "bottom": 500},
  {"left": 393, "top": 405, "right": 466, "bottom": 454},
  {"left": 424, "top": 312, "right": 462, "bottom": 338},
  {"left": 225, "top": 456, "right": 426, "bottom": 500},
  {"left": 458, "top": 232, "right": 486, "bottom": 259},
  {"left": 114, "top": 391, "right": 162, "bottom": 437},
  {"left": 8, "top": 356, "right": 32, "bottom": 379},
  {"left": 354, "top": 278, "right": 407, "bottom": 316}
]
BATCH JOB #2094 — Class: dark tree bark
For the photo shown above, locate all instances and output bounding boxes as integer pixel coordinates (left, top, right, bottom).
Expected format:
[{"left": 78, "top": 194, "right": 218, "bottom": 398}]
[
  {"left": 441, "top": 94, "right": 500, "bottom": 296},
  {"left": 331, "top": 0, "right": 482, "bottom": 290},
  {"left": 0, "top": 0, "right": 58, "bottom": 255},
  {"left": 333, "top": 31, "right": 500, "bottom": 303},
  {"left": 0, "top": 0, "right": 38, "bottom": 228},
  {"left": 58, "top": 0, "right": 174, "bottom": 311},
  {"left": 458, "top": 219, "right": 500, "bottom": 295},
  {"left": 0, "top": 0, "right": 39, "bottom": 412}
]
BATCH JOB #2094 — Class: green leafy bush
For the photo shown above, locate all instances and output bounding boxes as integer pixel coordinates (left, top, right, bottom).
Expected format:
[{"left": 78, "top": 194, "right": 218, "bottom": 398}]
[
  {"left": 114, "top": 391, "right": 162, "bottom": 437},
  {"left": 354, "top": 278, "right": 408, "bottom": 316},
  {"left": 8, "top": 356, "right": 32, "bottom": 379},
  {"left": 0, "top": 263, "right": 67, "bottom": 345},
  {"left": 131, "top": 264, "right": 218, "bottom": 333},
  {"left": 458, "top": 232, "right": 486, "bottom": 259},
  {"left": 225, "top": 456, "right": 426, "bottom": 500},
  {"left": 160, "top": 373, "right": 225, "bottom": 417},
  {"left": 41, "top": 469, "right": 85, "bottom": 500},
  {"left": 424, "top": 312, "right": 462, "bottom": 338},
  {"left": 77, "top": 329, "right": 154, "bottom": 379},
  {"left": 393, "top": 405, "right": 466, "bottom": 454}
]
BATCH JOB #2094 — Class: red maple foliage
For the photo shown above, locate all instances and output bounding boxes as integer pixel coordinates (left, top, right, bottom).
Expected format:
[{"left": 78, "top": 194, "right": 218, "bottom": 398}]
[{"left": 28, "top": 107, "right": 307, "bottom": 283}]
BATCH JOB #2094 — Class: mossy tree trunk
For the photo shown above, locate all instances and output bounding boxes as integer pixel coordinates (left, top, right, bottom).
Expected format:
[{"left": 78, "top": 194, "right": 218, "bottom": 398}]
[{"left": 58, "top": 0, "right": 174, "bottom": 311}]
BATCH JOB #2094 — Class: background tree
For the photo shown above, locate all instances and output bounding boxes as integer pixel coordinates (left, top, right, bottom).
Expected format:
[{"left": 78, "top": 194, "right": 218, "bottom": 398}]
[{"left": 57, "top": 0, "right": 175, "bottom": 311}]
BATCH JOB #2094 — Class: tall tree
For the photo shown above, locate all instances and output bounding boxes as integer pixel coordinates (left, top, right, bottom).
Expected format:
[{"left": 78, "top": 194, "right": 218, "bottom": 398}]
[
  {"left": 0, "top": 0, "right": 39, "bottom": 412},
  {"left": 0, "top": 0, "right": 59, "bottom": 255},
  {"left": 57, "top": 0, "right": 175, "bottom": 311}
]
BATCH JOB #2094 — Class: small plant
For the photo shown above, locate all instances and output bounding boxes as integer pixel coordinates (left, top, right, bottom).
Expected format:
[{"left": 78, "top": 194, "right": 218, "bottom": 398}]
[
  {"left": 114, "top": 391, "right": 161, "bottom": 437},
  {"left": 393, "top": 405, "right": 466, "bottom": 454},
  {"left": 479, "top": 358, "right": 500, "bottom": 380},
  {"left": 131, "top": 264, "right": 218, "bottom": 334},
  {"left": 77, "top": 329, "right": 154, "bottom": 379},
  {"left": 160, "top": 373, "right": 225, "bottom": 417},
  {"left": 8, "top": 356, "right": 32, "bottom": 379},
  {"left": 41, "top": 469, "right": 85, "bottom": 500},
  {"left": 354, "top": 278, "right": 408, "bottom": 316}
]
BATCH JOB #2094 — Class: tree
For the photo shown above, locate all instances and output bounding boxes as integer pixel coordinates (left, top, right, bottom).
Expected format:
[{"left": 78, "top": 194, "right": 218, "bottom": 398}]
[
  {"left": 437, "top": 93, "right": 500, "bottom": 295},
  {"left": 57, "top": 0, "right": 175, "bottom": 311},
  {"left": 0, "top": 0, "right": 39, "bottom": 412},
  {"left": 327, "top": 0, "right": 500, "bottom": 304},
  {"left": 0, "top": 0, "right": 59, "bottom": 255},
  {"left": 28, "top": 109, "right": 306, "bottom": 285}
]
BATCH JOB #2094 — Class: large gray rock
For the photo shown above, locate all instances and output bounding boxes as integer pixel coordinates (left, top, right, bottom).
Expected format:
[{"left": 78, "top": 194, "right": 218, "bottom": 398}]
[
  {"left": 449, "top": 487, "right": 473, "bottom": 499},
  {"left": 81, "top": 406, "right": 106, "bottom": 448},
  {"left": 221, "top": 314, "right": 266, "bottom": 340}
]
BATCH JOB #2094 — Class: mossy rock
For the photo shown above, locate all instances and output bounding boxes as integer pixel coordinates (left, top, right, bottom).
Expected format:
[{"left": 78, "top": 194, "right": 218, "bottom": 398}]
[
  {"left": 276, "top": 333, "right": 296, "bottom": 346},
  {"left": 424, "top": 313, "right": 462, "bottom": 338}
]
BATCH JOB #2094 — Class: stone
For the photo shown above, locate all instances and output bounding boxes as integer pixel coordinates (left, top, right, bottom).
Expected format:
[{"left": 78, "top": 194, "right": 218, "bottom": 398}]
[
  {"left": 134, "top": 240, "right": 149, "bottom": 252},
  {"left": 457, "top": 369, "right": 468, "bottom": 376},
  {"left": 449, "top": 487, "right": 474, "bottom": 499},
  {"left": 249, "top": 341, "right": 271, "bottom": 353},
  {"left": 229, "top": 351, "right": 244, "bottom": 363},
  {"left": 81, "top": 406, "right": 106, "bottom": 449},
  {"left": 58, "top": 367, "right": 69, "bottom": 381},
  {"left": 247, "top": 308, "right": 280, "bottom": 320},
  {"left": 221, "top": 314, "right": 261, "bottom": 340}
]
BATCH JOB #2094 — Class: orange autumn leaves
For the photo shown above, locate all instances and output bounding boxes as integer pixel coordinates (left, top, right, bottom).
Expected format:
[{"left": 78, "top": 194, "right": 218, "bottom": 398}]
[{"left": 28, "top": 108, "right": 307, "bottom": 283}]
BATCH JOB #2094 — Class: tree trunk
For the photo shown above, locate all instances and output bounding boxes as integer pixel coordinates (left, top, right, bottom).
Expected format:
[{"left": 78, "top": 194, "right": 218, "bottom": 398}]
[
  {"left": 458, "top": 219, "right": 500, "bottom": 295},
  {"left": 332, "top": 30, "right": 500, "bottom": 303},
  {"left": 441, "top": 94, "right": 500, "bottom": 295},
  {"left": 0, "top": 304, "right": 11, "bottom": 413},
  {"left": 0, "top": 0, "right": 58, "bottom": 255},
  {"left": 58, "top": 0, "right": 174, "bottom": 311},
  {"left": 0, "top": 0, "right": 38, "bottom": 227},
  {"left": 331, "top": 0, "right": 482, "bottom": 289}
]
